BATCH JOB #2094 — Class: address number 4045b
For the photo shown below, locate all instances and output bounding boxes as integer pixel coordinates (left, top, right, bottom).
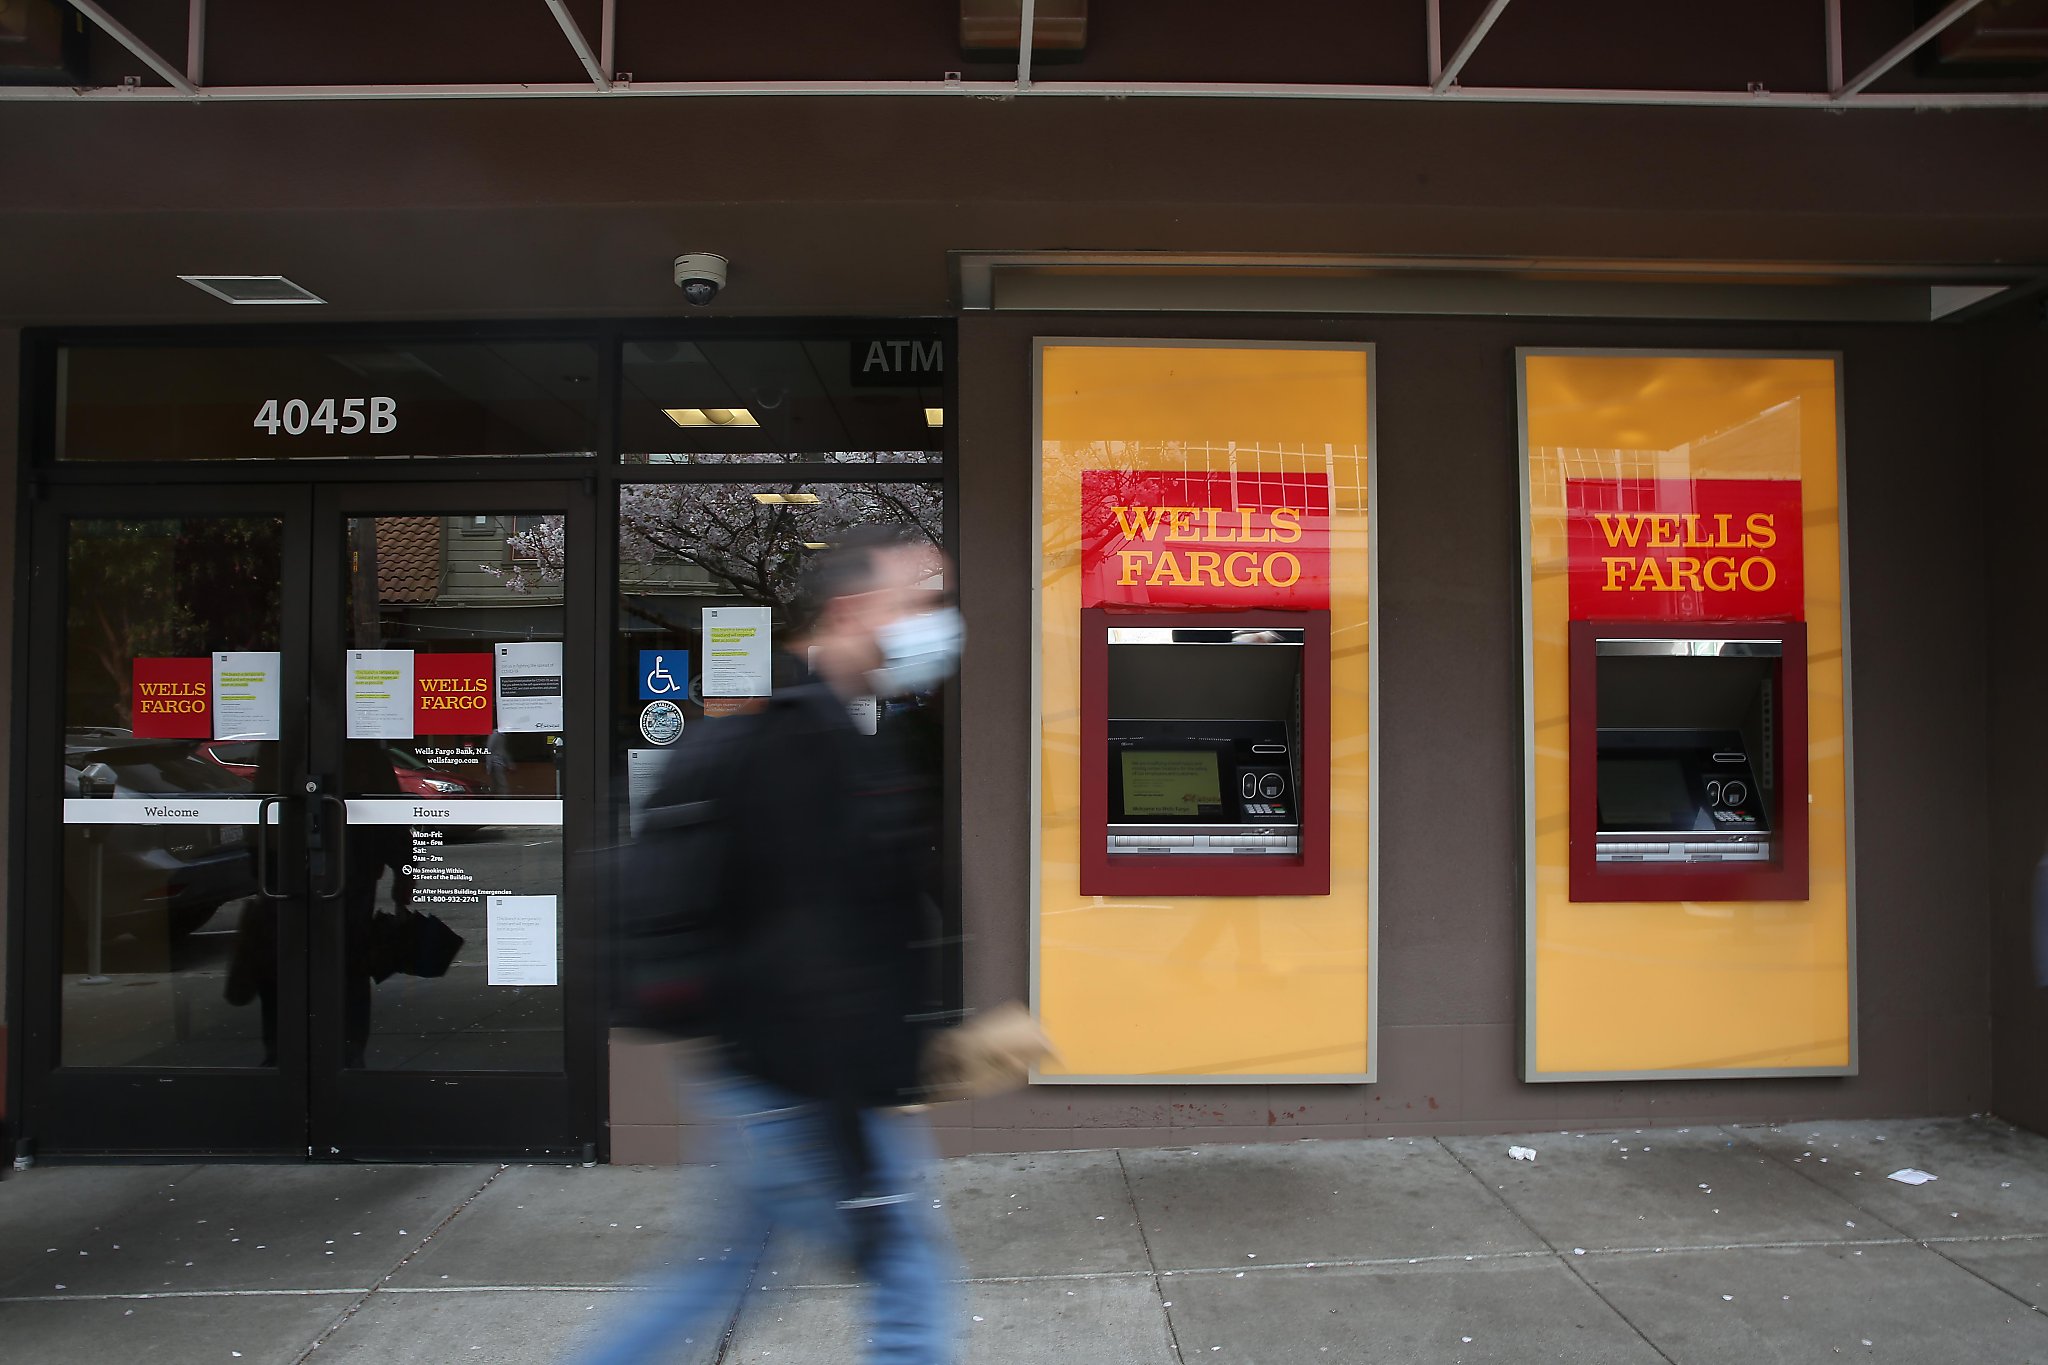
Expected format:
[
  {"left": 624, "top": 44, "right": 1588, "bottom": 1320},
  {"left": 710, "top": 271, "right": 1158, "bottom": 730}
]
[{"left": 253, "top": 396, "right": 397, "bottom": 436}]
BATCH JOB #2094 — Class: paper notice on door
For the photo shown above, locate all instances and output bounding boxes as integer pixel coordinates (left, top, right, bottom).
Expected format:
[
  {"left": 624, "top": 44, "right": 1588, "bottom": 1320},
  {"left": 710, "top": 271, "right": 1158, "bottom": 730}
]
[
  {"left": 486, "top": 894, "right": 559, "bottom": 987},
  {"left": 703, "top": 607, "right": 772, "bottom": 697},
  {"left": 495, "top": 642, "right": 564, "bottom": 733},
  {"left": 212, "top": 651, "right": 282, "bottom": 741},
  {"left": 346, "top": 650, "right": 415, "bottom": 739},
  {"left": 627, "top": 747, "right": 670, "bottom": 836}
]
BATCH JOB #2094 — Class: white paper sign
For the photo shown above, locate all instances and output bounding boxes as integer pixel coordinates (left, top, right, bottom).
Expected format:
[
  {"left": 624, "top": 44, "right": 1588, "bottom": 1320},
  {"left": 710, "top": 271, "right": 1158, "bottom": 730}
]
[
  {"left": 486, "top": 894, "right": 559, "bottom": 987},
  {"left": 346, "top": 649, "right": 415, "bottom": 739},
  {"left": 627, "top": 748, "right": 670, "bottom": 835},
  {"left": 495, "top": 642, "right": 564, "bottom": 733},
  {"left": 212, "top": 651, "right": 282, "bottom": 740},
  {"left": 703, "top": 607, "right": 772, "bottom": 697}
]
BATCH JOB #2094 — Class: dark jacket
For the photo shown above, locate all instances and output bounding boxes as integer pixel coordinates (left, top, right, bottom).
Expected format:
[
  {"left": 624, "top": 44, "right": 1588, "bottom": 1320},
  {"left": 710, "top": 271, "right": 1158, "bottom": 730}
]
[{"left": 640, "top": 668, "right": 945, "bottom": 1116}]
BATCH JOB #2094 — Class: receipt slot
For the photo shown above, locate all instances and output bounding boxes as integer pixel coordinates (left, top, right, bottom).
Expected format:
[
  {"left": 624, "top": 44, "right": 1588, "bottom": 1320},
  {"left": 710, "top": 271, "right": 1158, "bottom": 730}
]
[
  {"left": 1080, "top": 608, "right": 1329, "bottom": 896},
  {"left": 1569, "top": 621, "right": 1808, "bottom": 902}
]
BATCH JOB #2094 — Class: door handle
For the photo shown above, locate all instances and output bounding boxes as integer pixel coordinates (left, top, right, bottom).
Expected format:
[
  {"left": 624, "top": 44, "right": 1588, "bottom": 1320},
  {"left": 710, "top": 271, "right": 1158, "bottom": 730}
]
[
  {"left": 256, "top": 795, "right": 286, "bottom": 900},
  {"left": 313, "top": 794, "right": 349, "bottom": 900}
]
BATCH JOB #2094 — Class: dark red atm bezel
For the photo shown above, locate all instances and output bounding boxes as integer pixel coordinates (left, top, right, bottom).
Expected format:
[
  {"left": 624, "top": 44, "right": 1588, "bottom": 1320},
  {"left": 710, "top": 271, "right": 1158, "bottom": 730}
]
[
  {"left": 1568, "top": 619, "right": 1809, "bottom": 904},
  {"left": 1079, "top": 606, "right": 1331, "bottom": 898}
]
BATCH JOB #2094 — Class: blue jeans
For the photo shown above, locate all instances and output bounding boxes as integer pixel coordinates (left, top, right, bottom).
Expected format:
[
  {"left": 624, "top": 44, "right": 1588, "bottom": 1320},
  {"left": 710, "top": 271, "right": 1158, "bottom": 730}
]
[{"left": 581, "top": 1068, "right": 959, "bottom": 1365}]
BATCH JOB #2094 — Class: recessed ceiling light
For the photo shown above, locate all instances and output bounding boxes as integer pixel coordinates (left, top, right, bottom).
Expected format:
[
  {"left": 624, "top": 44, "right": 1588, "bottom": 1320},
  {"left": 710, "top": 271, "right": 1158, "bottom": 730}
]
[
  {"left": 803, "top": 542, "right": 831, "bottom": 550},
  {"left": 664, "top": 407, "right": 759, "bottom": 429},
  {"left": 925, "top": 407, "right": 944, "bottom": 428},
  {"left": 178, "top": 274, "right": 325, "bottom": 305},
  {"left": 781, "top": 492, "right": 821, "bottom": 504}
]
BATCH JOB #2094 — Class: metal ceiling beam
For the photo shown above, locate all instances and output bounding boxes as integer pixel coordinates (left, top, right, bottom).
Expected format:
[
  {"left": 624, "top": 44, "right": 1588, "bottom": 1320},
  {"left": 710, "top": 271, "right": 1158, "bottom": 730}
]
[
  {"left": 66, "top": 0, "right": 200, "bottom": 96},
  {"left": 1824, "top": 0, "right": 1843, "bottom": 92},
  {"left": 2, "top": 79, "right": 2045, "bottom": 110},
  {"left": 1834, "top": 0, "right": 1986, "bottom": 98},
  {"left": 186, "top": 0, "right": 206, "bottom": 87},
  {"left": 1426, "top": 0, "right": 1444, "bottom": 84},
  {"left": 1432, "top": 0, "right": 1513, "bottom": 93},
  {"left": 1018, "top": 0, "right": 1038, "bottom": 90},
  {"left": 599, "top": 0, "right": 616, "bottom": 83},
  {"left": 543, "top": 0, "right": 612, "bottom": 92}
]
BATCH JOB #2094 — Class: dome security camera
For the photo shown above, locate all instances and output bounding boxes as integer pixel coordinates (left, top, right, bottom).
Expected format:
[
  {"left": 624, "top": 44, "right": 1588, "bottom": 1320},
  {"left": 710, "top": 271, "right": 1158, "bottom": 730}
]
[{"left": 673, "top": 253, "right": 728, "bottom": 306}]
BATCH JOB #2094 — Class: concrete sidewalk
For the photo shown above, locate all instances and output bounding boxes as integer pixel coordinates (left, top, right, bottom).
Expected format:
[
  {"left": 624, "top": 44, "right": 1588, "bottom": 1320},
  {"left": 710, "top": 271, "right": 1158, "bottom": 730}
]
[{"left": 3, "top": 1117, "right": 2046, "bottom": 1364}]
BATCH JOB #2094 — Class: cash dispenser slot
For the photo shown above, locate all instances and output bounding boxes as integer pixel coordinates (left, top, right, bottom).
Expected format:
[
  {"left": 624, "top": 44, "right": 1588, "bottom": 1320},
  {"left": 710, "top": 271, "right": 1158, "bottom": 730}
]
[
  {"left": 1080, "top": 609, "right": 1330, "bottom": 897},
  {"left": 1569, "top": 623, "right": 1808, "bottom": 903}
]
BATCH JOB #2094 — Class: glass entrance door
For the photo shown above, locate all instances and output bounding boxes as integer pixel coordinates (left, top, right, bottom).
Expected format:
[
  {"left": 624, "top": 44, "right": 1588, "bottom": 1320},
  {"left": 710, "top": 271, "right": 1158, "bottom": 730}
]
[{"left": 19, "top": 482, "right": 598, "bottom": 1159}]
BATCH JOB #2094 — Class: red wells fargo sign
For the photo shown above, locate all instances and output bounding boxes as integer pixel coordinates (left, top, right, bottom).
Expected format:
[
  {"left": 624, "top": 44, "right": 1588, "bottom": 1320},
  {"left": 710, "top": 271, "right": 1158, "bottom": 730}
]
[
  {"left": 131, "top": 657, "right": 212, "bottom": 738},
  {"left": 1566, "top": 477, "right": 1804, "bottom": 622},
  {"left": 1080, "top": 471, "right": 1331, "bottom": 610},
  {"left": 413, "top": 653, "right": 494, "bottom": 735}
]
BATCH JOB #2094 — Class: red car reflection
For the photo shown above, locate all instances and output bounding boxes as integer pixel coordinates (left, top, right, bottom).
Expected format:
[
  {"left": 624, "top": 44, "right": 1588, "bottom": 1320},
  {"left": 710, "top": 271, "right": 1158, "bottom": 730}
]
[{"left": 193, "top": 740, "right": 485, "bottom": 797}]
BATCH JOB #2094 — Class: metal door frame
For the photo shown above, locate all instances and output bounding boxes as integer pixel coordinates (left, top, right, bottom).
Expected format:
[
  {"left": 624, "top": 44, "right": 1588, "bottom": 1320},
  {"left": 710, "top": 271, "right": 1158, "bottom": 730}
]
[
  {"left": 304, "top": 480, "right": 601, "bottom": 1160},
  {"left": 16, "top": 483, "right": 317, "bottom": 1154}
]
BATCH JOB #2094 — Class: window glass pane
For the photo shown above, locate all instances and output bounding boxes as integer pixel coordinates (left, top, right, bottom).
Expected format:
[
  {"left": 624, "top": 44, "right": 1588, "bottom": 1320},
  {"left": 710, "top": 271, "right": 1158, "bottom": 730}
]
[
  {"left": 59, "top": 518, "right": 282, "bottom": 1068},
  {"left": 58, "top": 342, "right": 599, "bottom": 461},
  {"left": 621, "top": 338, "right": 944, "bottom": 464},
  {"left": 612, "top": 477, "right": 953, "bottom": 1019},
  {"left": 338, "top": 513, "right": 569, "bottom": 1073}
]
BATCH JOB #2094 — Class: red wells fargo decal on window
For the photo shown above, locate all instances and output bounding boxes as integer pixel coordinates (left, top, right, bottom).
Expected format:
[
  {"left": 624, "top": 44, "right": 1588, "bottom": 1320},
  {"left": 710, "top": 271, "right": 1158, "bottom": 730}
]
[
  {"left": 1080, "top": 471, "right": 1331, "bottom": 610},
  {"left": 1566, "top": 478, "right": 1803, "bottom": 622}
]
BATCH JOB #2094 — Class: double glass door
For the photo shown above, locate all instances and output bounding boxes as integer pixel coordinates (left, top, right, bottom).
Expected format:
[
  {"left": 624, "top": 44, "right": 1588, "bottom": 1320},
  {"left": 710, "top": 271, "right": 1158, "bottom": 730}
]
[{"left": 19, "top": 482, "right": 599, "bottom": 1159}]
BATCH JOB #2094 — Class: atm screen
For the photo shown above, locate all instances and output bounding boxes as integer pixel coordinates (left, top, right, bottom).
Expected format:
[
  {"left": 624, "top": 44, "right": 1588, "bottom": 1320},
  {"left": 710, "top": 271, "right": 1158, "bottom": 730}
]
[
  {"left": 1120, "top": 750, "right": 1222, "bottom": 818},
  {"left": 1598, "top": 758, "right": 1694, "bottom": 829}
]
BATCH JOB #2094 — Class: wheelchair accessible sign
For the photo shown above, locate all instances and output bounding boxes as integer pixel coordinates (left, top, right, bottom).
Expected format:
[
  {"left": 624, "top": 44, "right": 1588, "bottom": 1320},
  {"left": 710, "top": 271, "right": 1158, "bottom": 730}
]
[
  {"left": 638, "top": 650, "right": 690, "bottom": 746},
  {"left": 639, "top": 650, "right": 689, "bottom": 700}
]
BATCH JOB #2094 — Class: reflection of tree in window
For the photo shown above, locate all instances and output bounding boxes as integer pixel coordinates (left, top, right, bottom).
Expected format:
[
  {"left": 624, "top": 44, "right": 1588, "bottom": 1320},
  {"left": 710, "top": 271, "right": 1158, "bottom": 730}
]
[
  {"left": 498, "top": 483, "right": 942, "bottom": 624},
  {"left": 66, "top": 519, "right": 282, "bottom": 729}
]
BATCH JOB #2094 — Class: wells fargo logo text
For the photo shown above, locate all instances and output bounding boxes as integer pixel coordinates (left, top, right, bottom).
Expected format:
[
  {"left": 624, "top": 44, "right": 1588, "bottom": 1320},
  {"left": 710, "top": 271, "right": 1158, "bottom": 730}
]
[
  {"left": 1108, "top": 504, "right": 1305, "bottom": 589},
  {"left": 1590, "top": 510, "right": 1779, "bottom": 594},
  {"left": 417, "top": 674, "right": 490, "bottom": 712},
  {"left": 136, "top": 679, "right": 209, "bottom": 716}
]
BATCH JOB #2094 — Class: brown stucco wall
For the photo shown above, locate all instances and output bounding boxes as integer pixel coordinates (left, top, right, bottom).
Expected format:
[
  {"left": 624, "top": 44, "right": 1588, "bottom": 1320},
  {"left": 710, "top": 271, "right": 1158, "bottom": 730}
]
[
  {"left": 612, "top": 309, "right": 2001, "bottom": 1162},
  {"left": 931, "top": 311, "right": 1994, "bottom": 1154},
  {"left": 1986, "top": 302, "right": 2048, "bottom": 1137}
]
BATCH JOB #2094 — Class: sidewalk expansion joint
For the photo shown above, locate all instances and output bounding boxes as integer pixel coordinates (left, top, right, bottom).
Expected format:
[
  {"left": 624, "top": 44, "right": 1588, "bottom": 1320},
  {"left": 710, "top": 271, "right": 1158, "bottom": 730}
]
[
  {"left": 288, "top": 1162, "right": 509, "bottom": 1365},
  {"left": 1727, "top": 1121, "right": 2048, "bottom": 1319},
  {"left": 1436, "top": 1136, "right": 1682, "bottom": 1365},
  {"left": 1116, "top": 1147, "right": 1189, "bottom": 1365}
]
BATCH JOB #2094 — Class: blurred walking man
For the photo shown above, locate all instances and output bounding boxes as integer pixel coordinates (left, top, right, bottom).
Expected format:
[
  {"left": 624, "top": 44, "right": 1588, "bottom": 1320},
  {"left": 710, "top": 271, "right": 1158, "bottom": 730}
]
[{"left": 585, "top": 525, "right": 964, "bottom": 1365}]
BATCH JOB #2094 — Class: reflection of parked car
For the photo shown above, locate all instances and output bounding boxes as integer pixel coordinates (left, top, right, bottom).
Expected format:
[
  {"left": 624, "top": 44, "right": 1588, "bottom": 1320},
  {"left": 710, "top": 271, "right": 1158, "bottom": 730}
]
[
  {"left": 385, "top": 745, "right": 486, "bottom": 798},
  {"left": 63, "top": 734, "right": 260, "bottom": 953},
  {"left": 194, "top": 741, "right": 485, "bottom": 797}
]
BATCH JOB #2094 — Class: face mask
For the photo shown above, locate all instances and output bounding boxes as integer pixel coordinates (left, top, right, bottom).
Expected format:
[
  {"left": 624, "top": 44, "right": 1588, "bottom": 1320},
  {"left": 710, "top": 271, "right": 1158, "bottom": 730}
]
[{"left": 868, "top": 605, "right": 964, "bottom": 697}]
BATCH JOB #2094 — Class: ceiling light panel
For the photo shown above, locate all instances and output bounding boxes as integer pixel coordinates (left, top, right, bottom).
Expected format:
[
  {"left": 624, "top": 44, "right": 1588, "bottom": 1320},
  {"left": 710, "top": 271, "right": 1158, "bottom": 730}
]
[{"left": 663, "top": 407, "right": 760, "bottom": 428}]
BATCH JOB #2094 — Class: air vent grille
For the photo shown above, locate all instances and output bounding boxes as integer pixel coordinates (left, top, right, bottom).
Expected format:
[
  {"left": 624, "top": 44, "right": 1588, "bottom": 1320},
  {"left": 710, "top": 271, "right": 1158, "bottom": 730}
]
[{"left": 178, "top": 275, "right": 326, "bottom": 305}]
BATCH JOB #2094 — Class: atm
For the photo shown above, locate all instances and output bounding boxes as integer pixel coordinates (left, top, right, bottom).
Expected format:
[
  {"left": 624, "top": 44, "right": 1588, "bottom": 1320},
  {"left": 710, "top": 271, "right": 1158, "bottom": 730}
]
[
  {"left": 1080, "top": 609, "right": 1329, "bottom": 896},
  {"left": 1568, "top": 621, "right": 1808, "bottom": 902}
]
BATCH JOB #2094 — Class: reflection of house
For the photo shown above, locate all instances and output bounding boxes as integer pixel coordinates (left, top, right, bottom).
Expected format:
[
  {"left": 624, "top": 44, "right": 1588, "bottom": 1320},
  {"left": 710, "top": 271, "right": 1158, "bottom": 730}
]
[{"left": 362, "top": 515, "right": 563, "bottom": 649}]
